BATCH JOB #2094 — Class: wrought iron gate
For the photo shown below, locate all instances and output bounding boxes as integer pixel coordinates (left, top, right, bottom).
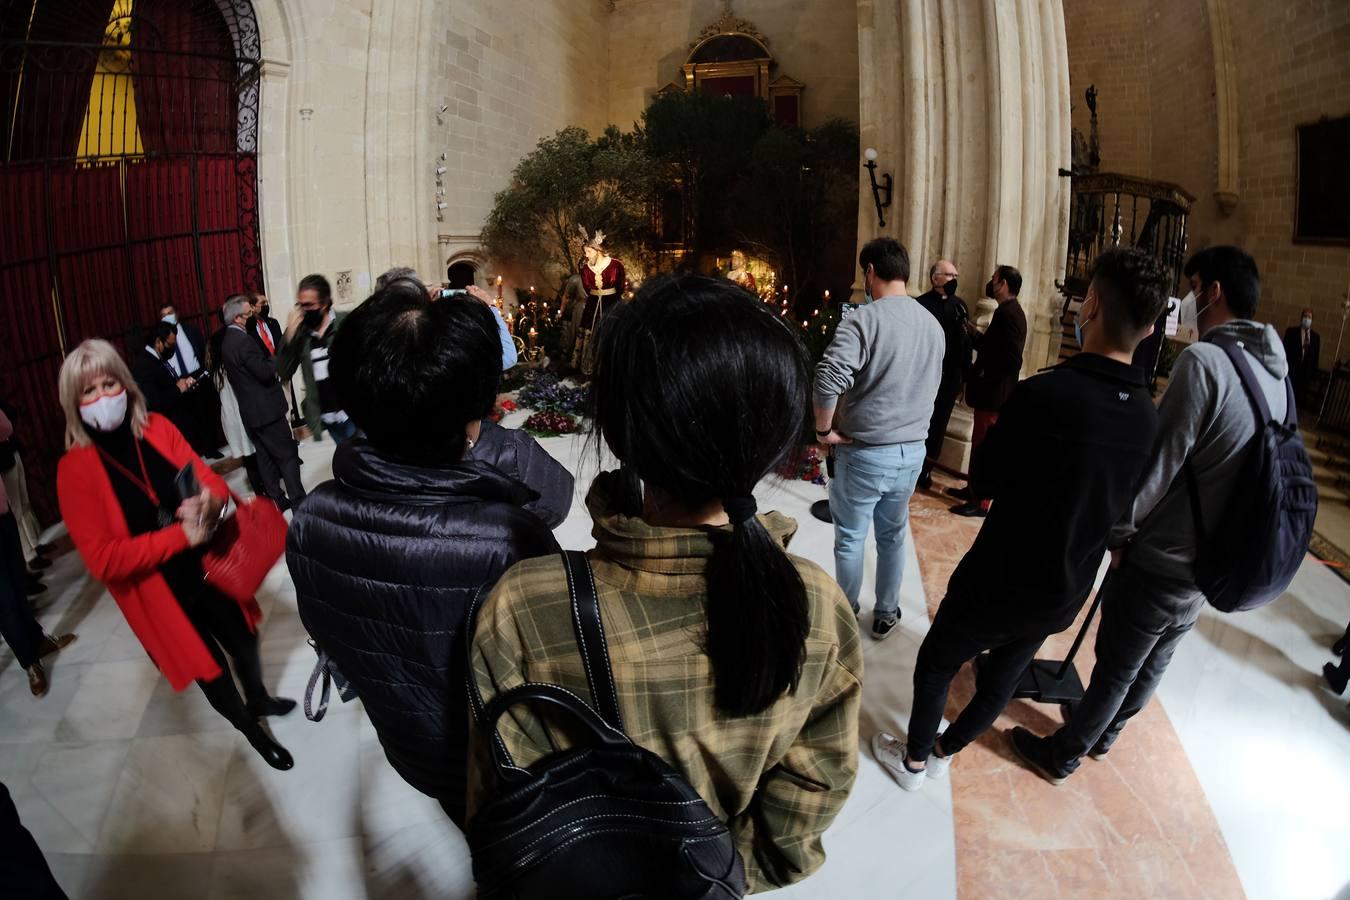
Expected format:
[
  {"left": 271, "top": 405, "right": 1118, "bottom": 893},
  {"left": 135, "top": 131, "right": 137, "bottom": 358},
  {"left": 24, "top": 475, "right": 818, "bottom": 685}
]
[{"left": 0, "top": 0, "right": 262, "bottom": 522}]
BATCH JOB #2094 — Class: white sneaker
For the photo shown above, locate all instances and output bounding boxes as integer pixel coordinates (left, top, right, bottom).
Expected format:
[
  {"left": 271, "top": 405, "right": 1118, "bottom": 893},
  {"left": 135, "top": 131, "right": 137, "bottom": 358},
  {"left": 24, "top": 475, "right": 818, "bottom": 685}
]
[
  {"left": 925, "top": 750, "right": 952, "bottom": 779},
  {"left": 871, "top": 732, "right": 926, "bottom": 791}
]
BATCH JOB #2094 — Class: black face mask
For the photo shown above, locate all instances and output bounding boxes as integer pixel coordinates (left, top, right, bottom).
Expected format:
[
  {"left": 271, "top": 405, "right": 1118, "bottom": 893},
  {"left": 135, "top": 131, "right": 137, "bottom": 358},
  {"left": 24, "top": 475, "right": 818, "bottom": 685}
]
[
  {"left": 303, "top": 308, "right": 324, "bottom": 328},
  {"left": 259, "top": 304, "right": 270, "bottom": 318},
  {"left": 944, "top": 279, "right": 958, "bottom": 298},
  {"left": 159, "top": 344, "right": 175, "bottom": 361},
  {"left": 984, "top": 279, "right": 996, "bottom": 299}
]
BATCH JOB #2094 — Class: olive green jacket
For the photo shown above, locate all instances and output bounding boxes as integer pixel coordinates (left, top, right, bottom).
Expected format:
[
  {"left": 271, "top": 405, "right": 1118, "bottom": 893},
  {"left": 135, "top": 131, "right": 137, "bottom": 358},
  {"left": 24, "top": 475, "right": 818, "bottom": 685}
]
[{"left": 277, "top": 310, "right": 345, "bottom": 439}]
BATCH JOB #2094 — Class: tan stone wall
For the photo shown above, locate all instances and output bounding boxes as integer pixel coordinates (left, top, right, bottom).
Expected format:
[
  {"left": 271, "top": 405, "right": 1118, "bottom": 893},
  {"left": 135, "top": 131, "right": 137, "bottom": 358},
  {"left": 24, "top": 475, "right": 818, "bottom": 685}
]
[
  {"left": 437, "top": 0, "right": 612, "bottom": 278},
  {"left": 1065, "top": 0, "right": 1350, "bottom": 349},
  {"left": 1062, "top": 0, "right": 1151, "bottom": 176},
  {"left": 1226, "top": 0, "right": 1350, "bottom": 335},
  {"left": 607, "top": 0, "right": 859, "bottom": 132}
]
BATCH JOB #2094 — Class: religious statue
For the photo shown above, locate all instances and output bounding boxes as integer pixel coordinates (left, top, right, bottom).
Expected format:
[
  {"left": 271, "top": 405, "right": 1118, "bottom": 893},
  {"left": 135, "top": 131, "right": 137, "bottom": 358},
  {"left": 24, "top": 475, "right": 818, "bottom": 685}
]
[
  {"left": 558, "top": 263, "right": 588, "bottom": 372},
  {"left": 725, "top": 249, "right": 757, "bottom": 293},
  {"left": 571, "top": 226, "right": 627, "bottom": 377}
]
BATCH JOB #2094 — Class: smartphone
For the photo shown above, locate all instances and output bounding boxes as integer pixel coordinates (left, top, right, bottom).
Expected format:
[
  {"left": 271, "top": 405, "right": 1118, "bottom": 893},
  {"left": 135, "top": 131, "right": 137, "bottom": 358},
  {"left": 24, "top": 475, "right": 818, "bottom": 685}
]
[
  {"left": 174, "top": 463, "right": 201, "bottom": 503},
  {"left": 439, "top": 288, "right": 470, "bottom": 300}
]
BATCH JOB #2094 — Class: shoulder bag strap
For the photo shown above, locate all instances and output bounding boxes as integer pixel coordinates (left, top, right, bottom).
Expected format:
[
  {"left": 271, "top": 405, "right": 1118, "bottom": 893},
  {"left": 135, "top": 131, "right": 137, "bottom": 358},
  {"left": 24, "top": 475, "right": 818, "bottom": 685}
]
[
  {"left": 562, "top": 549, "right": 624, "bottom": 732},
  {"left": 464, "top": 583, "right": 528, "bottom": 778},
  {"left": 1211, "top": 337, "right": 1273, "bottom": 427}
]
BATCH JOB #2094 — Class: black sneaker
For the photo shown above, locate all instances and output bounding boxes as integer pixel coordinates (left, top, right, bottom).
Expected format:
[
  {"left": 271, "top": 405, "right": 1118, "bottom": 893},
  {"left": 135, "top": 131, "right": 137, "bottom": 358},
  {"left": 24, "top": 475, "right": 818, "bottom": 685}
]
[
  {"left": 949, "top": 501, "right": 987, "bottom": 518},
  {"left": 945, "top": 485, "right": 972, "bottom": 501},
  {"left": 872, "top": 616, "right": 899, "bottom": 641},
  {"left": 916, "top": 472, "right": 933, "bottom": 491},
  {"left": 1325, "top": 662, "right": 1349, "bottom": 695},
  {"left": 1010, "top": 726, "right": 1070, "bottom": 785}
]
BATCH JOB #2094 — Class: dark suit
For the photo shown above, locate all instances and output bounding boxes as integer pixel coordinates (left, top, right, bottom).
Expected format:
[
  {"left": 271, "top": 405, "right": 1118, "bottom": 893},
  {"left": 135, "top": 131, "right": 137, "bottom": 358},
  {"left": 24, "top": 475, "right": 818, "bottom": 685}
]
[
  {"left": 1283, "top": 325, "right": 1321, "bottom": 403},
  {"left": 131, "top": 348, "right": 203, "bottom": 450},
  {"left": 221, "top": 325, "right": 305, "bottom": 505},
  {"left": 165, "top": 320, "right": 222, "bottom": 456},
  {"left": 916, "top": 289, "right": 972, "bottom": 477},
  {"left": 248, "top": 315, "right": 285, "bottom": 358}
]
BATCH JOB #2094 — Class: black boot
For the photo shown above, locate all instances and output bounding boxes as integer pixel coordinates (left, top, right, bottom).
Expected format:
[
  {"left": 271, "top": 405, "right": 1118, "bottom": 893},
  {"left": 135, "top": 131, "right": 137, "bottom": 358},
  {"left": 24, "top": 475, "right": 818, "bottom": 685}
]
[
  {"left": 243, "top": 722, "right": 294, "bottom": 771},
  {"left": 1325, "top": 662, "right": 1349, "bottom": 695},
  {"left": 247, "top": 696, "right": 297, "bottom": 718}
]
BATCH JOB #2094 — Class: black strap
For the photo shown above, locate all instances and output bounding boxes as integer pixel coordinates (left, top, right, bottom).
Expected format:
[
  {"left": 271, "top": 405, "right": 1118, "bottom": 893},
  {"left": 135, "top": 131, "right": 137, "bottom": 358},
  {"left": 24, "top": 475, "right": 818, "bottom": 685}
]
[
  {"left": 1206, "top": 333, "right": 1296, "bottom": 427},
  {"left": 562, "top": 550, "right": 624, "bottom": 732}
]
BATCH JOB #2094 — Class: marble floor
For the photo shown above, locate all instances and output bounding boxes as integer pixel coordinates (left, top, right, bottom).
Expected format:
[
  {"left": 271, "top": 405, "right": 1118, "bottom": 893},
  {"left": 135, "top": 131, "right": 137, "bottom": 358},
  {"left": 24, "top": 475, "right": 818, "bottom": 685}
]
[{"left": 3, "top": 415, "right": 1349, "bottom": 899}]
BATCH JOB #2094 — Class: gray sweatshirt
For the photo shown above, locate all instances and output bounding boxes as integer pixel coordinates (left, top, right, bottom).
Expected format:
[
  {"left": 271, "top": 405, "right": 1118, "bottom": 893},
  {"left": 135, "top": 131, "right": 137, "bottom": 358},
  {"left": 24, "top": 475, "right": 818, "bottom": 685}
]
[
  {"left": 813, "top": 294, "right": 945, "bottom": 446},
  {"left": 1112, "top": 320, "right": 1290, "bottom": 580}
]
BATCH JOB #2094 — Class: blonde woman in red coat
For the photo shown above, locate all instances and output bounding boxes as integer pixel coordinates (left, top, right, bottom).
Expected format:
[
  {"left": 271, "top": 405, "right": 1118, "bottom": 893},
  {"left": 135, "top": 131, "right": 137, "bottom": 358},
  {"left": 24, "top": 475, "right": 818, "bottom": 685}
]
[{"left": 56, "top": 339, "right": 294, "bottom": 770}]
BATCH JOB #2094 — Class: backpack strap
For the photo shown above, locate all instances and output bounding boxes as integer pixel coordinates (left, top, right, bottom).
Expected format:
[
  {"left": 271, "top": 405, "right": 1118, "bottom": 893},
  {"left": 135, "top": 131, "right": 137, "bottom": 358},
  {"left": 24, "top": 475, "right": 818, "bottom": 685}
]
[
  {"left": 562, "top": 549, "right": 625, "bottom": 732},
  {"left": 465, "top": 584, "right": 530, "bottom": 778},
  {"left": 1206, "top": 333, "right": 1293, "bottom": 427}
]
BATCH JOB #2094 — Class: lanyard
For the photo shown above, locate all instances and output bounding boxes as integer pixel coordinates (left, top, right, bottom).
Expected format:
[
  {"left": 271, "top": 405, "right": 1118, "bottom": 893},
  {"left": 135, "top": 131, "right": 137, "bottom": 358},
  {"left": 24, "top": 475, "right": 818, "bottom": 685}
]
[{"left": 96, "top": 439, "right": 161, "bottom": 507}]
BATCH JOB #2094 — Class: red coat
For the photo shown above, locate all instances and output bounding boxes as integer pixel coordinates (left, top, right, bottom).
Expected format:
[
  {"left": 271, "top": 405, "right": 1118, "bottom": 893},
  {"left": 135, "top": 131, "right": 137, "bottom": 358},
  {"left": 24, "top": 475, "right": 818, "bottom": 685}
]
[
  {"left": 57, "top": 413, "right": 261, "bottom": 690},
  {"left": 581, "top": 257, "right": 626, "bottom": 299}
]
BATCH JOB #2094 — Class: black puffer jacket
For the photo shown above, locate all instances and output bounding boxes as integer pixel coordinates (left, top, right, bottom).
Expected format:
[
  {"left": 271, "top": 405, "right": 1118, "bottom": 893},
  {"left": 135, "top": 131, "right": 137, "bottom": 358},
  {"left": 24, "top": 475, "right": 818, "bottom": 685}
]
[
  {"left": 287, "top": 439, "right": 560, "bottom": 822},
  {"left": 469, "top": 419, "right": 575, "bottom": 528}
]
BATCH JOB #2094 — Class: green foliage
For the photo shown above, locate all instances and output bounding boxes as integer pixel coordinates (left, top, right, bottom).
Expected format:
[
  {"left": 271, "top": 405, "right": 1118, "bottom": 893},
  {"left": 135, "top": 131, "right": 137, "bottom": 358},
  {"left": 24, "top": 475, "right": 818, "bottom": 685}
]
[{"left": 481, "top": 126, "right": 656, "bottom": 282}]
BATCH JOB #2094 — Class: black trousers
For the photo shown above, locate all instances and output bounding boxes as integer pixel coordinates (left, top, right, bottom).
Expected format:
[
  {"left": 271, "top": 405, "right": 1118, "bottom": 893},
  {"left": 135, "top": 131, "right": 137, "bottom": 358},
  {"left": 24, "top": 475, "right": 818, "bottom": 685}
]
[
  {"left": 906, "top": 598, "right": 1045, "bottom": 761},
  {"left": 247, "top": 417, "right": 305, "bottom": 505},
  {"left": 0, "top": 782, "right": 65, "bottom": 899},
  {"left": 921, "top": 378, "right": 963, "bottom": 478},
  {"left": 0, "top": 512, "right": 43, "bottom": 669},
  {"left": 185, "top": 586, "right": 268, "bottom": 729}
]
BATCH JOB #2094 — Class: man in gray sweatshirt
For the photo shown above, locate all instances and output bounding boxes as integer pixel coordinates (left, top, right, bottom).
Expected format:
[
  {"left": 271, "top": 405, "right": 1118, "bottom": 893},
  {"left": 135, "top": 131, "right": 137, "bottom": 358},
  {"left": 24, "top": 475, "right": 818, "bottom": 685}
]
[
  {"left": 814, "top": 237, "right": 944, "bottom": 639},
  {"left": 1013, "top": 245, "right": 1288, "bottom": 783}
]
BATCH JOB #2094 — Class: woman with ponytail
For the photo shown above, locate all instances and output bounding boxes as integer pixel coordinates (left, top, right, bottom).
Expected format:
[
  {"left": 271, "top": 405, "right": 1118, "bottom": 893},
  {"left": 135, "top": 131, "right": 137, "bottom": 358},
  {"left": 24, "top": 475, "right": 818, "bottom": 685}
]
[{"left": 468, "top": 276, "right": 862, "bottom": 892}]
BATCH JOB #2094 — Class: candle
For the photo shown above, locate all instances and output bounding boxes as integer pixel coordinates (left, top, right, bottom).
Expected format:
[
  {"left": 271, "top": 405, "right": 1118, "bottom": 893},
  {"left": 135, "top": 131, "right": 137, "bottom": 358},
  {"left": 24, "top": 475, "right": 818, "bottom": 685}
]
[
  {"left": 496, "top": 275, "right": 503, "bottom": 286},
  {"left": 504, "top": 312, "right": 514, "bottom": 333},
  {"left": 801, "top": 320, "right": 808, "bottom": 329},
  {"left": 823, "top": 290, "right": 831, "bottom": 302},
  {"left": 528, "top": 327, "right": 538, "bottom": 348},
  {"left": 812, "top": 309, "right": 819, "bottom": 316}
]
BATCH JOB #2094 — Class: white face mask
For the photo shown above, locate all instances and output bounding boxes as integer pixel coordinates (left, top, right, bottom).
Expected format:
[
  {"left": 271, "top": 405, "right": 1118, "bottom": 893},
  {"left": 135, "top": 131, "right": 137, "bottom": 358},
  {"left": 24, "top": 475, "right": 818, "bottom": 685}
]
[
  {"left": 1175, "top": 288, "right": 1213, "bottom": 344},
  {"left": 162, "top": 313, "right": 177, "bottom": 325},
  {"left": 79, "top": 390, "right": 129, "bottom": 432},
  {"left": 1302, "top": 317, "right": 1313, "bottom": 329}
]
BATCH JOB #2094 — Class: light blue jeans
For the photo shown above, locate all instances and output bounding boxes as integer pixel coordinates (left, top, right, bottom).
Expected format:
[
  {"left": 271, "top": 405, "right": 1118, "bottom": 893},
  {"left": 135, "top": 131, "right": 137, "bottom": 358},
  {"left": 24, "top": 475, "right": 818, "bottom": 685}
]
[{"left": 831, "top": 441, "right": 925, "bottom": 621}]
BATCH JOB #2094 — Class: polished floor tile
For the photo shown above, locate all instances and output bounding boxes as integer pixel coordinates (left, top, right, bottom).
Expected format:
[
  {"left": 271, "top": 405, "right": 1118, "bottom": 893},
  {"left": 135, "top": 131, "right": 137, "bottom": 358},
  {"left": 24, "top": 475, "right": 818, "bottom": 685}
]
[{"left": 5, "top": 424, "right": 1348, "bottom": 899}]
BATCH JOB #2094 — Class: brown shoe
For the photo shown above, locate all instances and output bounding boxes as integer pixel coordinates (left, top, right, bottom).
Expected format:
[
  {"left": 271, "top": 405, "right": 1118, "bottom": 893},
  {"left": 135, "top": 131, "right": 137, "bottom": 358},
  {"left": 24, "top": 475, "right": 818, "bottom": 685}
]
[
  {"left": 37, "top": 632, "right": 77, "bottom": 659},
  {"left": 27, "top": 661, "right": 48, "bottom": 697},
  {"left": 26, "top": 633, "right": 76, "bottom": 698}
]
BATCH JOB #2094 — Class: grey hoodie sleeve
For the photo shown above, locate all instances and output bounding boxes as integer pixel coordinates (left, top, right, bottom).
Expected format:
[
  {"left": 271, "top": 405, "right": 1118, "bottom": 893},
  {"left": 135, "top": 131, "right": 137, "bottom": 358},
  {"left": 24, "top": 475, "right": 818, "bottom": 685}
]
[
  {"left": 813, "top": 316, "right": 868, "bottom": 410},
  {"left": 1109, "top": 348, "right": 1216, "bottom": 548}
]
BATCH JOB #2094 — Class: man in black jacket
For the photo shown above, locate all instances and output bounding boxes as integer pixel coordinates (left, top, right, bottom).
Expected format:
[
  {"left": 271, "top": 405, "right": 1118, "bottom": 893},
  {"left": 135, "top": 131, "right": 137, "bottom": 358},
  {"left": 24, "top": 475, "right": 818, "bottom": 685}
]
[
  {"left": 220, "top": 295, "right": 306, "bottom": 508},
  {"left": 949, "top": 264, "right": 1028, "bottom": 517},
  {"left": 132, "top": 322, "right": 203, "bottom": 446},
  {"left": 159, "top": 302, "right": 222, "bottom": 458},
  {"left": 287, "top": 281, "right": 569, "bottom": 824},
  {"left": 915, "top": 259, "right": 972, "bottom": 490},
  {"left": 871, "top": 247, "right": 1169, "bottom": 792}
]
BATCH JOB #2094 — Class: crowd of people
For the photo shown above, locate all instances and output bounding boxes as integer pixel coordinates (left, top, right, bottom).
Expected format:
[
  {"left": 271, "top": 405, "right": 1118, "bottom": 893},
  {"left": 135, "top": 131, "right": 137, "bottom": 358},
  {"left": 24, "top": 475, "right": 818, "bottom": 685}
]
[{"left": 0, "top": 235, "right": 1340, "bottom": 896}]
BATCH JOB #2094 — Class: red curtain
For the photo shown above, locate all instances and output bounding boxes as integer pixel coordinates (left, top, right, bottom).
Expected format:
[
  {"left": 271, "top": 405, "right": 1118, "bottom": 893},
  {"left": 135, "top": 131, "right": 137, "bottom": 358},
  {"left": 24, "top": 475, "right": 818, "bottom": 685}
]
[
  {"left": 699, "top": 75, "right": 757, "bottom": 98},
  {"left": 2, "top": 0, "right": 116, "bottom": 161},
  {"left": 132, "top": 0, "right": 236, "bottom": 155}
]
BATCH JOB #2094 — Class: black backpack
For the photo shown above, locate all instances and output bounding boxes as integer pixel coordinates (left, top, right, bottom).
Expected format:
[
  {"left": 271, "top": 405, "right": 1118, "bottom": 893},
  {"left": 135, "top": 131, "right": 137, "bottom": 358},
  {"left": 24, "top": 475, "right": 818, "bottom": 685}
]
[
  {"left": 1185, "top": 335, "right": 1318, "bottom": 612},
  {"left": 465, "top": 550, "right": 747, "bottom": 899}
]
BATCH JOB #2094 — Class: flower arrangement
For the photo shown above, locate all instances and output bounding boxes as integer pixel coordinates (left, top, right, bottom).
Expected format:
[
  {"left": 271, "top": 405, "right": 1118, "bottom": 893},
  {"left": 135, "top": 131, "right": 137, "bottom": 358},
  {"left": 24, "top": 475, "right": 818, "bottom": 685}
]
[
  {"left": 489, "top": 398, "right": 518, "bottom": 423},
  {"left": 523, "top": 410, "right": 584, "bottom": 438},
  {"left": 775, "top": 444, "right": 827, "bottom": 486},
  {"left": 516, "top": 372, "right": 590, "bottom": 416}
]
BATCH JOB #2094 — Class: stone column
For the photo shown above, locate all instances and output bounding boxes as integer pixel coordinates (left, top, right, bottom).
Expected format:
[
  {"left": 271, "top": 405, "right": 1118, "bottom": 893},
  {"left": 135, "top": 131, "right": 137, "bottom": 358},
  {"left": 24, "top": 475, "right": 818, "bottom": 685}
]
[{"left": 855, "top": 0, "right": 1071, "bottom": 474}]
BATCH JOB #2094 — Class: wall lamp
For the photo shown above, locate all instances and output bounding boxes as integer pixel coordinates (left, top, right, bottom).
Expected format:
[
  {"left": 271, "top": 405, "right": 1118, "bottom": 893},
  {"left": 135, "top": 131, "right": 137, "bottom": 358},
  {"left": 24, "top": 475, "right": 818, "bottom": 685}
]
[{"left": 863, "top": 147, "right": 892, "bottom": 228}]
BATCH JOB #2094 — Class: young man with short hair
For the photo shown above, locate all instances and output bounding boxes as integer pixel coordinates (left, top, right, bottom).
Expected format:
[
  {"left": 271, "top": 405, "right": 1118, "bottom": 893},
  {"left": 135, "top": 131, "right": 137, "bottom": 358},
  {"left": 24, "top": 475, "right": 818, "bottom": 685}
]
[
  {"left": 1012, "top": 246, "right": 1290, "bottom": 784},
  {"left": 814, "top": 238, "right": 945, "bottom": 639},
  {"left": 874, "top": 247, "right": 1169, "bottom": 791}
]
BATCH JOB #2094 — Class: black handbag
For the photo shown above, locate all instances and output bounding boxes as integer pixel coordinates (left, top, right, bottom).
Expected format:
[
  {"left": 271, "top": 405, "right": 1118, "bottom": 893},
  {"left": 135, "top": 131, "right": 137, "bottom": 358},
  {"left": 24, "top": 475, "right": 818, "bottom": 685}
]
[{"left": 466, "top": 550, "right": 747, "bottom": 900}]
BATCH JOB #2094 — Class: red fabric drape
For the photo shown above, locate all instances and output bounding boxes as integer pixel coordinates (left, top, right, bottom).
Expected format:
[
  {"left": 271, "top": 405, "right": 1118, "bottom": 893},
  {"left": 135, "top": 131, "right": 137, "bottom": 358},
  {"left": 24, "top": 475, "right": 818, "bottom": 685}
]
[
  {"left": 131, "top": 0, "right": 235, "bottom": 155},
  {"left": 3, "top": 0, "right": 116, "bottom": 161}
]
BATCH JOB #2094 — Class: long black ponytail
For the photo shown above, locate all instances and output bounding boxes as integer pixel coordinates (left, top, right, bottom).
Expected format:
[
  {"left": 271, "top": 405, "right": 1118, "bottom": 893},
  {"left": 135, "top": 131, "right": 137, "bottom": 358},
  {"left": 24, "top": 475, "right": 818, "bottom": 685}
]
[{"left": 591, "top": 276, "right": 812, "bottom": 717}]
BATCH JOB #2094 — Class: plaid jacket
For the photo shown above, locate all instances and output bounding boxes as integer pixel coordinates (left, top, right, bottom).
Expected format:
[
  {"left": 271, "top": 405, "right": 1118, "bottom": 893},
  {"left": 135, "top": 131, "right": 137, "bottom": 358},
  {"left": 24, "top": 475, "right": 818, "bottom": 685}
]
[{"left": 468, "top": 478, "right": 863, "bottom": 893}]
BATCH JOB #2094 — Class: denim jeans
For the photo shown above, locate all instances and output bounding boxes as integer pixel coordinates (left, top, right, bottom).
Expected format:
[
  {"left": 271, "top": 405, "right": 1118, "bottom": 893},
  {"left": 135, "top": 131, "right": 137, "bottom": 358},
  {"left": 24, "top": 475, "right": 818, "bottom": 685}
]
[
  {"left": 324, "top": 418, "right": 359, "bottom": 444},
  {"left": 1048, "top": 561, "right": 1205, "bottom": 772},
  {"left": 830, "top": 441, "right": 925, "bottom": 620}
]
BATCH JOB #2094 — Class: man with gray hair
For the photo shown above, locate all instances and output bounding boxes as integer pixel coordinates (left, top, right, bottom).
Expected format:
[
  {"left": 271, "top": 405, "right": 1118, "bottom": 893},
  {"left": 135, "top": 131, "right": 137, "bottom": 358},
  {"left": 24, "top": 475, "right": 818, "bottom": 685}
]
[
  {"left": 221, "top": 294, "right": 305, "bottom": 509},
  {"left": 375, "top": 266, "right": 420, "bottom": 290},
  {"left": 914, "top": 259, "right": 972, "bottom": 490}
]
